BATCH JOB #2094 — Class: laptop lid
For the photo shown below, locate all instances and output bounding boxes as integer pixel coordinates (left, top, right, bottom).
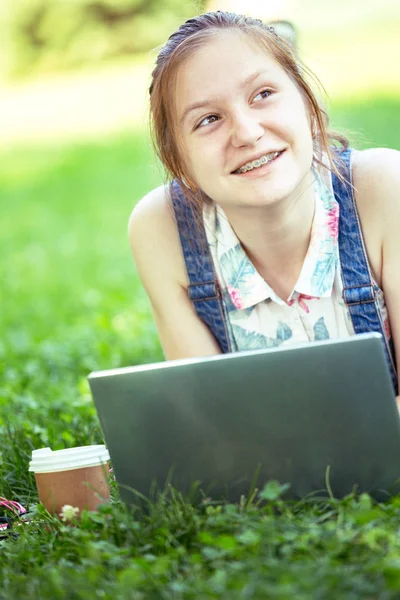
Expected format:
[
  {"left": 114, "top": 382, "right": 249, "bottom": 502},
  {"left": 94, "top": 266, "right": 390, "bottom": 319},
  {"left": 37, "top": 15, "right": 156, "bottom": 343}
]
[{"left": 88, "top": 333, "right": 400, "bottom": 504}]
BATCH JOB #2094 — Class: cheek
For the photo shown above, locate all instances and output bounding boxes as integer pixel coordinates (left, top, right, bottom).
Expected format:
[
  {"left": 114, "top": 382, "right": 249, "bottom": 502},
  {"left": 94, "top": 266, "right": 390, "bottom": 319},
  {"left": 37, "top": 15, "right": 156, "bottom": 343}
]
[
  {"left": 177, "top": 136, "right": 202, "bottom": 185},
  {"left": 299, "top": 104, "right": 314, "bottom": 141},
  {"left": 188, "top": 141, "right": 220, "bottom": 180},
  {"left": 184, "top": 148, "right": 203, "bottom": 184},
  {"left": 291, "top": 109, "right": 314, "bottom": 153}
]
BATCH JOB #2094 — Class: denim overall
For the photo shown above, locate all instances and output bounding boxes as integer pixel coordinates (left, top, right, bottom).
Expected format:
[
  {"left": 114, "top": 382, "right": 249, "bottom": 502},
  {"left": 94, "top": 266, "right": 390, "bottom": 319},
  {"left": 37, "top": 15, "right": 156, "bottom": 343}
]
[{"left": 170, "top": 149, "right": 398, "bottom": 394}]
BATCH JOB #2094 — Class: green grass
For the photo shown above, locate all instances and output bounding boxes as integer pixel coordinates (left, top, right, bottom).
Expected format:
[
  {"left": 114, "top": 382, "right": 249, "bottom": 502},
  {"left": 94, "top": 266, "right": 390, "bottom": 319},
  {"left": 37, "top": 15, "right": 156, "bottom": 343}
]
[
  {"left": 1, "top": 97, "right": 400, "bottom": 598},
  {"left": 331, "top": 96, "right": 400, "bottom": 149},
  {"left": 0, "top": 132, "right": 164, "bottom": 499}
]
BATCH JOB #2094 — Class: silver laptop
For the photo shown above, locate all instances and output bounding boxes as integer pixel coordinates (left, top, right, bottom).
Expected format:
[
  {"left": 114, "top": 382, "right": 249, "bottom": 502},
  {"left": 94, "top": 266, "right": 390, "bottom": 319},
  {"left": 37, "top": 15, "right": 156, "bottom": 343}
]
[{"left": 88, "top": 333, "right": 400, "bottom": 505}]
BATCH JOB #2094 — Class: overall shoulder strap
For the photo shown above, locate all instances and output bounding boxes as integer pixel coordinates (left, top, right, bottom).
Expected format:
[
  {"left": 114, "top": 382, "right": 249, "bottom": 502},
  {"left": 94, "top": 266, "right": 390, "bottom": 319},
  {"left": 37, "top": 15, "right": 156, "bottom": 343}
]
[
  {"left": 169, "top": 180, "right": 232, "bottom": 353},
  {"left": 332, "top": 149, "right": 397, "bottom": 393},
  {"left": 332, "top": 149, "right": 375, "bottom": 304}
]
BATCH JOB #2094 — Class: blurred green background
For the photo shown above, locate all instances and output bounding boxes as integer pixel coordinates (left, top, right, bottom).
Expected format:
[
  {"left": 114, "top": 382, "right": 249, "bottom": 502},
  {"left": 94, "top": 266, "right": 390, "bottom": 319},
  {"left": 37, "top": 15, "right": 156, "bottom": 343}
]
[{"left": 0, "top": 0, "right": 399, "bottom": 449}]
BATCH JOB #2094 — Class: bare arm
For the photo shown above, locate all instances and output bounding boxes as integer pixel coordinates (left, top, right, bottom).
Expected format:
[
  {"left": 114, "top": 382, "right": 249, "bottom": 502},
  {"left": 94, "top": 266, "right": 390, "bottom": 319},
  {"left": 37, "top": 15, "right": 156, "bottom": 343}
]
[
  {"left": 353, "top": 148, "right": 400, "bottom": 406},
  {"left": 379, "top": 152, "right": 400, "bottom": 407},
  {"left": 128, "top": 185, "right": 222, "bottom": 361}
]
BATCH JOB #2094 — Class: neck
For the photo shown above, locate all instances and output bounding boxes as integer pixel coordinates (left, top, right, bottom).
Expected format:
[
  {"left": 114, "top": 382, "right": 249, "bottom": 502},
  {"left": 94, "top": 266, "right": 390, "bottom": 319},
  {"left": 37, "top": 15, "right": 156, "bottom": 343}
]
[{"left": 221, "top": 172, "right": 316, "bottom": 297}]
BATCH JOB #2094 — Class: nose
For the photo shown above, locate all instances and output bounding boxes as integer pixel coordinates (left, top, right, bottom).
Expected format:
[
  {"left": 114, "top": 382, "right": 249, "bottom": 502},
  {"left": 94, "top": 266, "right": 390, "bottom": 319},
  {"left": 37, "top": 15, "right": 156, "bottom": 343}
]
[{"left": 230, "top": 108, "right": 264, "bottom": 148}]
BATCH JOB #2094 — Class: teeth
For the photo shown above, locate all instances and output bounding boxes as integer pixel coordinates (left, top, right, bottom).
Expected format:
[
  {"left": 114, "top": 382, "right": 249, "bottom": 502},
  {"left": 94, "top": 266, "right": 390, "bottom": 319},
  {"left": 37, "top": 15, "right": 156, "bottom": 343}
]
[{"left": 236, "top": 152, "right": 279, "bottom": 174}]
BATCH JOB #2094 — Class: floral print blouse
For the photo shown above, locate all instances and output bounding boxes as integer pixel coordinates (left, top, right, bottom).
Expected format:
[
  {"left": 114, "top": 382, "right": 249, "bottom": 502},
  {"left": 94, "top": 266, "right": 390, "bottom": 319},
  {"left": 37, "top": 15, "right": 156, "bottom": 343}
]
[{"left": 203, "top": 169, "right": 390, "bottom": 352}]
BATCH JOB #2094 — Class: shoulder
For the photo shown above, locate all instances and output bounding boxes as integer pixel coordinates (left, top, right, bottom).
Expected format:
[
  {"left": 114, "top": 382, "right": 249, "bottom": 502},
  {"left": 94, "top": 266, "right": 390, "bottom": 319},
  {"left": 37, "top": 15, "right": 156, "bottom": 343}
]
[
  {"left": 128, "top": 183, "right": 179, "bottom": 250},
  {"left": 352, "top": 147, "right": 400, "bottom": 233},
  {"left": 128, "top": 183, "right": 188, "bottom": 288},
  {"left": 348, "top": 148, "right": 400, "bottom": 286},
  {"left": 352, "top": 147, "right": 400, "bottom": 207},
  {"left": 128, "top": 183, "right": 172, "bottom": 232}
]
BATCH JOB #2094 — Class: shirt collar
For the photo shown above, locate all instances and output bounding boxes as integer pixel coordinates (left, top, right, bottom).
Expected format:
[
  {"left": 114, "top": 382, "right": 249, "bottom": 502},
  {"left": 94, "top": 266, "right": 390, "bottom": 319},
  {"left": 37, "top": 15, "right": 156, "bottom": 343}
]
[
  {"left": 213, "top": 169, "right": 339, "bottom": 311},
  {"left": 292, "top": 170, "right": 339, "bottom": 299}
]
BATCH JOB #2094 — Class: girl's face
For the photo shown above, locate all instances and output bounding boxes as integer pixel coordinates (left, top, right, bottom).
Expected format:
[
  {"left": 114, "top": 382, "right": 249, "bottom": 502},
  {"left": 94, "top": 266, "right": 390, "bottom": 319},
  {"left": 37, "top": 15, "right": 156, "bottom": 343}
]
[{"left": 174, "top": 31, "right": 315, "bottom": 211}]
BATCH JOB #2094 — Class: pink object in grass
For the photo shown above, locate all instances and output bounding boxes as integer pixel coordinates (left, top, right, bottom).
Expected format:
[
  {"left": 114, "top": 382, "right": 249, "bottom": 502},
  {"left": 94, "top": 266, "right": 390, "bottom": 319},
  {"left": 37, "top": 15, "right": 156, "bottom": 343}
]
[{"left": 0, "top": 497, "right": 26, "bottom": 515}]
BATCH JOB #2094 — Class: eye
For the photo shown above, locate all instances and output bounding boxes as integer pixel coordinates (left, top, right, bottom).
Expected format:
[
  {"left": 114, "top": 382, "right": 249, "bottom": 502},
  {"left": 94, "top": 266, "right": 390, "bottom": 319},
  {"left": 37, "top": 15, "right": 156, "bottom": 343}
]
[
  {"left": 253, "top": 89, "right": 272, "bottom": 103},
  {"left": 196, "top": 114, "right": 220, "bottom": 129}
]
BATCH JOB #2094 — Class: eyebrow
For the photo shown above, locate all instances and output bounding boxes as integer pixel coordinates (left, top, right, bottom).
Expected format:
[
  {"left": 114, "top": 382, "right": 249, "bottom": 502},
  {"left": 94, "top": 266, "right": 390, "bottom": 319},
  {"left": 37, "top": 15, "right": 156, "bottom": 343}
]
[{"left": 180, "top": 70, "right": 268, "bottom": 125}]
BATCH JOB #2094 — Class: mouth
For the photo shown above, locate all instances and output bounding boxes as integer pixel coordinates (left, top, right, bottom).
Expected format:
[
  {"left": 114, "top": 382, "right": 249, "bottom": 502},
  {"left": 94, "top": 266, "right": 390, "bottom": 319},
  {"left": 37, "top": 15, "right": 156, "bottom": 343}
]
[{"left": 231, "top": 150, "right": 283, "bottom": 175}]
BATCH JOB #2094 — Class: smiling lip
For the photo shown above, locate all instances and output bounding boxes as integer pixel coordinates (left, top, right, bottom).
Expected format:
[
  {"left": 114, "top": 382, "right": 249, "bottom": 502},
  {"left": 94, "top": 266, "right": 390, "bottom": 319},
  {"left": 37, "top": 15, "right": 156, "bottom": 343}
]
[
  {"left": 230, "top": 150, "right": 284, "bottom": 174},
  {"left": 231, "top": 150, "right": 284, "bottom": 176}
]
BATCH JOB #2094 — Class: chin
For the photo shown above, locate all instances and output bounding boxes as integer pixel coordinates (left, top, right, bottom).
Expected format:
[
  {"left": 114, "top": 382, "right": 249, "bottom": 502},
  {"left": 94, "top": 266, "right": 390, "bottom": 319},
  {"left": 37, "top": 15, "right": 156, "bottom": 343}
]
[
  {"left": 247, "top": 194, "right": 285, "bottom": 208},
  {"left": 237, "top": 183, "right": 299, "bottom": 208}
]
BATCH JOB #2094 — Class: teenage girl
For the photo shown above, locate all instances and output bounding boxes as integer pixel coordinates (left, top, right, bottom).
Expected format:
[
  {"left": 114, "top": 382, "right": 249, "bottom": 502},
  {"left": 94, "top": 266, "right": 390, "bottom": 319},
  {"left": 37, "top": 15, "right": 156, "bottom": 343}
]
[{"left": 128, "top": 12, "right": 399, "bottom": 398}]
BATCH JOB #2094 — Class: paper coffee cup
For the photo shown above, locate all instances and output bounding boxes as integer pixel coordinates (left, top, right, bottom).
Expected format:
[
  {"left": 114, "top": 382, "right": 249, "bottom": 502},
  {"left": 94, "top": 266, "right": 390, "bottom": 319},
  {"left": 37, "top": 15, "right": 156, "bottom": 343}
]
[{"left": 29, "top": 445, "right": 111, "bottom": 515}]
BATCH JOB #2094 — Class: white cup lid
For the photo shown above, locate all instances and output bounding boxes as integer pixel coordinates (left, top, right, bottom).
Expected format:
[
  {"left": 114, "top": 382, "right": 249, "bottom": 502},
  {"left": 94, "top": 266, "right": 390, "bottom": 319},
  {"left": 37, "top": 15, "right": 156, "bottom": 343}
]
[
  {"left": 31, "top": 448, "right": 52, "bottom": 457},
  {"left": 29, "top": 445, "right": 110, "bottom": 473}
]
